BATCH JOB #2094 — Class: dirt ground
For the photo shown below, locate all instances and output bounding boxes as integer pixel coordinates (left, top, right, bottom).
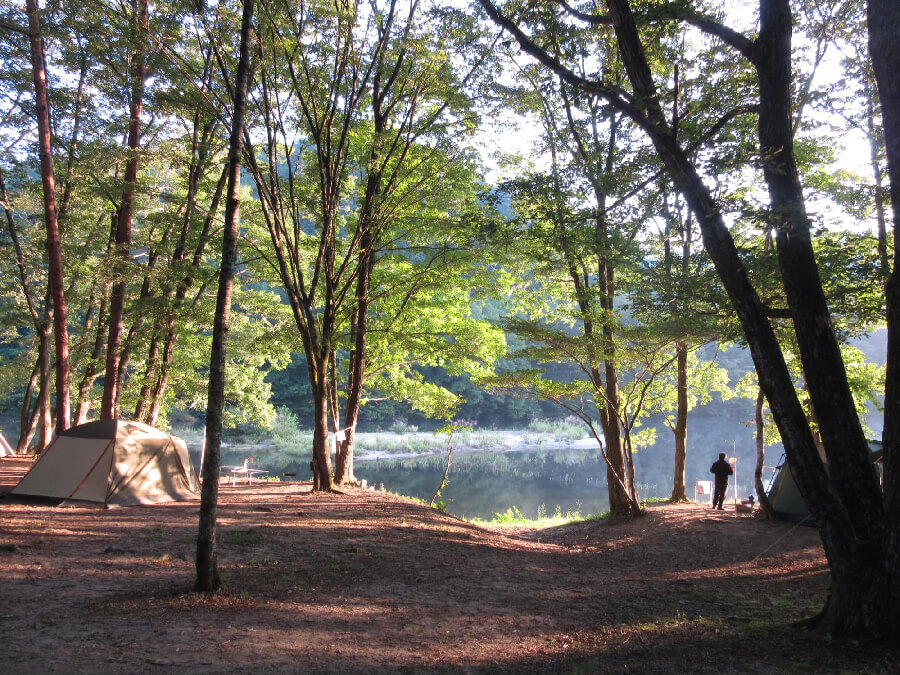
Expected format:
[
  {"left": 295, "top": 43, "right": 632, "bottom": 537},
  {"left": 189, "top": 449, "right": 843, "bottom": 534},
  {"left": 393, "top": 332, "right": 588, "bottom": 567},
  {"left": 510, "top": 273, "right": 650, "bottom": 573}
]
[{"left": 0, "top": 455, "right": 896, "bottom": 674}]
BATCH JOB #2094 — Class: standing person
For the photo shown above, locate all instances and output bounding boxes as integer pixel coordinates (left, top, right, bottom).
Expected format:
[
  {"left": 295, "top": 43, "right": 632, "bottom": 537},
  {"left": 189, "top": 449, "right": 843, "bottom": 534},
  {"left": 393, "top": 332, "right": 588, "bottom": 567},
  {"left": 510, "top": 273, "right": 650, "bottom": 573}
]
[{"left": 710, "top": 452, "right": 733, "bottom": 510}]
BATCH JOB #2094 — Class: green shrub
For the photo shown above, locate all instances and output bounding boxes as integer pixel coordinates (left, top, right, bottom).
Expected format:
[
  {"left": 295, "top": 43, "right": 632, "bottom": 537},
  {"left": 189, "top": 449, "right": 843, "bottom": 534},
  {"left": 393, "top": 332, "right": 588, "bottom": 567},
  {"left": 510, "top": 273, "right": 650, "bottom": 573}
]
[
  {"left": 271, "top": 408, "right": 312, "bottom": 456},
  {"left": 389, "top": 420, "right": 419, "bottom": 434},
  {"left": 470, "top": 503, "right": 604, "bottom": 528},
  {"left": 526, "top": 417, "right": 588, "bottom": 441}
]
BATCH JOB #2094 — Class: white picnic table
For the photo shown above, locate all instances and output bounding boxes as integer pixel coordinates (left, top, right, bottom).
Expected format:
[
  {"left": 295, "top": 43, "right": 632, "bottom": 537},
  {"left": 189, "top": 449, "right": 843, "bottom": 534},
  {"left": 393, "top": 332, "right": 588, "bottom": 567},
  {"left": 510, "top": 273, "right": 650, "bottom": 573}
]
[{"left": 223, "top": 466, "right": 269, "bottom": 486}]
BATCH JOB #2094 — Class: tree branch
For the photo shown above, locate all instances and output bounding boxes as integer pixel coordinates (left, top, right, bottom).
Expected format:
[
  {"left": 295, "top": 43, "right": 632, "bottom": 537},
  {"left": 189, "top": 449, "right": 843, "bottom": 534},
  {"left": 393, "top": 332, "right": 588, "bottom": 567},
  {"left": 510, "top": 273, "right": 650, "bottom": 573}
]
[
  {"left": 0, "top": 18, "right": 29, "bottom": 35},
  {"left": 682, "top": 15, "right": 756, "bottom": 62},
  {"left": 763, "top": 305, "right": 792, "bottom": 319},
  {"left": 550, "top": 0, "right": 756, "bottom": 61},
  {"left": 550, "top": 0, "right": 611, "bottom": 26},
  {"left": 477, "top": 0, "right": 655, "bottom": 136}
]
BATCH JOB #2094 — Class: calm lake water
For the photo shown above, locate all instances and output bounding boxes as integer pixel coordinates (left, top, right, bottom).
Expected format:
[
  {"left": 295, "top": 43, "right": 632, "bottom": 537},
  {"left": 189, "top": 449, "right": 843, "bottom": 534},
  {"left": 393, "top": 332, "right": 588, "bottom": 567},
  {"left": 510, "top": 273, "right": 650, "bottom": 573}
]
[
  {"left": 210, "top": 442, "right": 628, "bottom": 520},
  {"left": 354, "top": 448, "right": 617, "bottom": 519},
  {"left": 207, "top": 423, "right": 763, "bottom": 520}
]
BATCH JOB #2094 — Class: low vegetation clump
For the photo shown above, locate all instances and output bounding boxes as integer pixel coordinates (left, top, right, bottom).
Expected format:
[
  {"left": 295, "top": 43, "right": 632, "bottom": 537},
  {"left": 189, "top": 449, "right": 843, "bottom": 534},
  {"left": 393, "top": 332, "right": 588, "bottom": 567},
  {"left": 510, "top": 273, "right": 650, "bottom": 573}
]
[
  {"left": 526, "top": 418, "right": 589, "bottom": 441},
  {"left": 471, "top": 503, "right": 604, "bottom": 529}
]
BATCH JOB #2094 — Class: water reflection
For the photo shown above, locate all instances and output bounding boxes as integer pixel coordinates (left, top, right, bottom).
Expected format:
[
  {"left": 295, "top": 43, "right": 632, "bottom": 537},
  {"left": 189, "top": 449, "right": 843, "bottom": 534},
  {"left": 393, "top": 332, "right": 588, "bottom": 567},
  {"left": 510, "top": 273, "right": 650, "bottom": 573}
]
[
  {"left": 201, "top": 442, "right": 675, "bottom": 520},
  {"left": 355, "top": 449, "right": 625, "bottom": 520},
  {"left": 200, "top": 431, "right": 715, "bottom": 520}
]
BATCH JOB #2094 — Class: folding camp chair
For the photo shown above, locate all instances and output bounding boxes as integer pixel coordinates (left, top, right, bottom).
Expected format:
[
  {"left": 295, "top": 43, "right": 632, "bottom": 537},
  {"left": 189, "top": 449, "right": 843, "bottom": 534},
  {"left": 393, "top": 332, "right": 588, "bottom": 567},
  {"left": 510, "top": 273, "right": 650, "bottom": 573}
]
[{"left": 694, "top": 480, "right": 713, "bottom": 504}]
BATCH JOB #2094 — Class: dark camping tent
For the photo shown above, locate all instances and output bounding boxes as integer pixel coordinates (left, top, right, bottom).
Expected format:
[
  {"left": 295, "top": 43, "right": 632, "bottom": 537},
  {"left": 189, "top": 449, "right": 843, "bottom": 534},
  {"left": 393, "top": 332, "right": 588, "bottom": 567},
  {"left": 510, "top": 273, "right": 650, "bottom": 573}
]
[{"left": 767, "top": 440, "right": 884, "bottom": 523}]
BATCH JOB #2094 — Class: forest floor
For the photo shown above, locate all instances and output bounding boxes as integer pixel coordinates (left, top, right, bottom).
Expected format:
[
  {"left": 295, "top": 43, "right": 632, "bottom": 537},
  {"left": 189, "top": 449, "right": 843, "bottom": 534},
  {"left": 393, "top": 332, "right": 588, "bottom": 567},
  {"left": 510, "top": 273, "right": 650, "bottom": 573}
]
[{"left": 0, "top": 455, "right": 897, "bottom": 674}]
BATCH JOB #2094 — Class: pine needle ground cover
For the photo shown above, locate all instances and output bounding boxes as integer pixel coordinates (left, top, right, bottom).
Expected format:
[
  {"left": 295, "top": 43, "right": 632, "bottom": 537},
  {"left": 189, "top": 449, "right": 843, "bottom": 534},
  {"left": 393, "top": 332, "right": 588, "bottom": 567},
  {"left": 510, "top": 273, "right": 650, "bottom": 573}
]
[{"left": 0, "top": 457, "right": 896, "bottom": 673}]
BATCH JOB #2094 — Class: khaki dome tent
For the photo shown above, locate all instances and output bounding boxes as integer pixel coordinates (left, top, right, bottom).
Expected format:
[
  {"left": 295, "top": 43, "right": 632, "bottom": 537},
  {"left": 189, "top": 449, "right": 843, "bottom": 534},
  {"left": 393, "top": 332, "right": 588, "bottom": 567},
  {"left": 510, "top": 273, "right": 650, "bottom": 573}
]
[{"left": 11, "top": 420, "right": 200, "bottom": 506}]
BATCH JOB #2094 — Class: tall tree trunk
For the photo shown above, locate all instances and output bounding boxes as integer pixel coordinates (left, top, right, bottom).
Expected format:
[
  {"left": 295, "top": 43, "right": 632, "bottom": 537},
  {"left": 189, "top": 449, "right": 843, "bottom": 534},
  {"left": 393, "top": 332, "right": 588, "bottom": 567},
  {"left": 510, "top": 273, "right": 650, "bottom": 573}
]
[
  {"left": 145, "top": 165, "right": 226, "bottom": 425},
  {"left": 196, "top": 0, "right": 254, "bottom": 593},
  {"left": 336, "top": 314, "right": 362, "bottom": 485},
  {"left": 3, "top": 165, "right": 46, "bottom": 448},
  {"left": 599, "top": 266, "right": 640, "bottom": 515},
  {"left": 603, "top": 357, "right": 633, "bottom": 513},
  {"left": 308, "top": 354, "right": 335, "bottom": 492},
  {"left": 17, "top": 359, "right": 40, "bottom": 453},
  {"left": 147, "top": 326, "right": 179, "bottom": 426},
  {"left": 73, "top": 278, "right": 111, "bottom": 423},
  {"left": 31, "top": 315, "right": 54, "bottom": 452},
  {"left": 17, "top": 323, "right": 51, "bottom": 453},
  {"left": 482, "top": 0, "right": 886, "bottom": 636},
  {"left": 482, "top": 0, "right": 897, "bottom": 633},
  {"left": 335, "top": 68, "right": 388, "bottom": 484},
  {"left": 612, "top": 0, "right": 889, "bottom": 638},
  {"left": 334, "top": 214, "right": 376, "bottom": 488},
  {"left": 37, "top": 365, "right": 52, "bottom": 450},
  {"left": 247, "top": 5, "right": 363, "bottom": 494},
  {"left": 570, "top": 256, "right": 634, "bottom": 515},
  {"left": 25, "top": 0, "right": 70, "bottom": 432},
  {"left": 868, "top": 0, "right": 900, "bottom": 638},
  {"left": 101, "top": 0, "right": 149, "bottom": 420},
  {"left": 754, "top": 388, "right": 777, "bottom": 520},
  {"left": 136, "top": 123, "right": 216, "bottom": 422},
  {"left": 555, "top": 98, "right": 638, "bottom": 516},
  {"left": 670, "top": 339, "right": 689, "bottom": 502},
  {"left": 74, "top": 213, "right": 117, "bottom": 422},
  {"left": 114, "top": 321, "right": 139, "bottom": 415},
  {"left": 114, "top": 246, "right": 165, "bottom": 415},
  {"left": 58, "top": 50, "right": 88, "bottom": 224},
  {"left": 335, "top": 240, "right": 374, "bottom": 485},
  {"left": 134, "top": 329, "right": 162, "bottom": 422},
  {"left": 865, "top": 81, "right": 890, "bottom": 274},
  {"left": 753, "top": 0, "right": 887, "bottom": 635},
  {"left": 757, "top": 0, "right": 880, "bottom": 531}
]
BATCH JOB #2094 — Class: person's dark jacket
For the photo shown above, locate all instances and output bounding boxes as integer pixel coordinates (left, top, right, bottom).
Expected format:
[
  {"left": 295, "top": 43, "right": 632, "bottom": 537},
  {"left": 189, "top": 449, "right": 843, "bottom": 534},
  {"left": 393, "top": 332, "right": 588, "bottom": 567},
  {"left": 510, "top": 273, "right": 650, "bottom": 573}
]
[{"left": 710, "top": 458, "right": 733, "bottom": 485}]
